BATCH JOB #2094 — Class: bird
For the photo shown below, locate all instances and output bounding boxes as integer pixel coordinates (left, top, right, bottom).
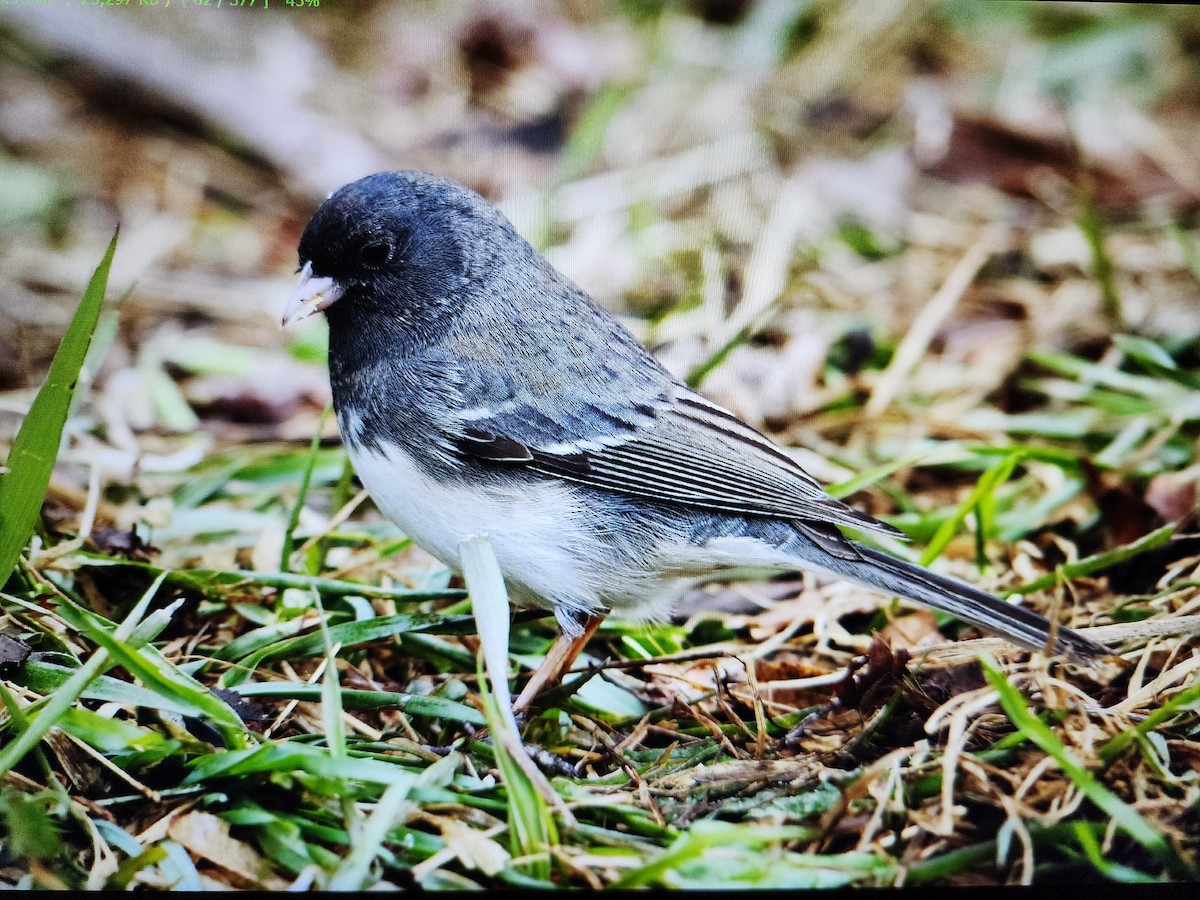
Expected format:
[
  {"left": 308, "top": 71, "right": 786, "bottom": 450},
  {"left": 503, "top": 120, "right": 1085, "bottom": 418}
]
[{"left": 282, "top": 170, "right": 1107, "bottom": 706}]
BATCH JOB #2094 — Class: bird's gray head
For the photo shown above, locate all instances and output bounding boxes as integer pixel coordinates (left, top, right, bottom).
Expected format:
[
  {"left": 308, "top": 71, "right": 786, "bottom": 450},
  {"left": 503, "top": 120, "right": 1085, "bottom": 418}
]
[{"left": 283, "top": 171, "right": 518, "bottom": 340}]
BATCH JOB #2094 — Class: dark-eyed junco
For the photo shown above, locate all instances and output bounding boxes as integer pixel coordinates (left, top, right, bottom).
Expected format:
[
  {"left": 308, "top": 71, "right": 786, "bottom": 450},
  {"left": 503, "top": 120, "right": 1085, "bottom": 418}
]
[{"left": 282, "top": 171, "right": 1106, "bottom": 695}]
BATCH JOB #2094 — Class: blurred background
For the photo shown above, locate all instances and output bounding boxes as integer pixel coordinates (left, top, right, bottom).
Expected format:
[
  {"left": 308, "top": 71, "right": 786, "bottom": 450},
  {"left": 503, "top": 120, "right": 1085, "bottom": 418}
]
[{"left": 0, "top": 0, "right": 1198, "bottom": 556}]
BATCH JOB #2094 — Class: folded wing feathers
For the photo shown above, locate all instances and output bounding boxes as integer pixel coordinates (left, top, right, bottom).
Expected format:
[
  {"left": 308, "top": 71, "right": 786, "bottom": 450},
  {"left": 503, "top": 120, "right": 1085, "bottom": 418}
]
[{"left": 515, "top": 390, "right": 902, "bottom": 538}]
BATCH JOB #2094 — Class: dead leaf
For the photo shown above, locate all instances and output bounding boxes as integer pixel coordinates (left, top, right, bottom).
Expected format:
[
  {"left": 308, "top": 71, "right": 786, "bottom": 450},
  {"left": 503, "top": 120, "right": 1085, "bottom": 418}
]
[
  {"left": 167, "top": 811, "right": 288, "bottom": 890},
  {"left": 1145, "top": 470, "right": 1199, "bottom": 524},
  {"left": 832, "top": 635, "right": 910, "bottom": 711},
  {"left": 209, "top": 688, "right": 268, "bottom": 724},
  {"left": 184, "top": 354, "right": 331, "bottom": 427},
  {"left": 0, "top": 634, "right": 31, "bottom": 669},
  {"left": 438, "top": 818, "right": 509, "bottom": 876},
  {"left": 921, "top": 114, "right": 1195, "bottom": 215},
  {"left": 86, "top": 527, "right": 158, "bottom": 562}
]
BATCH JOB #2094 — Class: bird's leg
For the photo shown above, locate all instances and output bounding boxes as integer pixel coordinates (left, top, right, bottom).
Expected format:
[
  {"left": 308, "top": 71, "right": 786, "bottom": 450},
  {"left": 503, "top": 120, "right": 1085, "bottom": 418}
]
[{"left": 513, "top": 613, "right": 605, "bottom": 711}]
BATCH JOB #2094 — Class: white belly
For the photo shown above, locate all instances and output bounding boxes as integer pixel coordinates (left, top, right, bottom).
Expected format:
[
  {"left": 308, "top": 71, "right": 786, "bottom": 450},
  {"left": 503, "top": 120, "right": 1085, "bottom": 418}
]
[
  {"left": 343, "top": 432, "right": 783, "bottom": 629},
  {"left": 346, "top": 441, "right": 619, "bottom": 620}
]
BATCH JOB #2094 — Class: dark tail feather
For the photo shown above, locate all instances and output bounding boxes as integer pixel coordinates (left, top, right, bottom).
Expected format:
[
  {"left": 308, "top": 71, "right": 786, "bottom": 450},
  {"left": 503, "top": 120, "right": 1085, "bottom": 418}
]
[{"left": 838, "top": 542, "right": 1107, "bottom": 660}]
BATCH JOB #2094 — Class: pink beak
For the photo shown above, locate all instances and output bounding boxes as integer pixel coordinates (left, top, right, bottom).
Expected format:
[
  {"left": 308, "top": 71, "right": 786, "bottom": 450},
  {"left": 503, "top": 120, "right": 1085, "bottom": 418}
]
[{"left": 281, "top": 261, "right": 344, "bottom": 326}]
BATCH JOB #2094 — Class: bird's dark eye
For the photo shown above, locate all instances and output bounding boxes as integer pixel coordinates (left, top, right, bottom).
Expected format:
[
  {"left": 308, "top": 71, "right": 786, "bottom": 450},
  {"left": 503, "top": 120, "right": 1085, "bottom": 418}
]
[{"left": 359, "top": 240, "right": 393, "bottom": 269}]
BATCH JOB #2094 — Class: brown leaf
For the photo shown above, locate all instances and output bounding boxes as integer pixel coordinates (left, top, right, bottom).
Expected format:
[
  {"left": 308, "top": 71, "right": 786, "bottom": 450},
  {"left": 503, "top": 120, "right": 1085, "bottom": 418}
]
[
  {"left": 1081, "top": 460, "right": 1162, "bottom": 546},
  {"left": 167, "top": 811, "right": 288, "bottom": 890},
  {"left": 184, "top": 356, "right": 330, "bottom": 427},
  {"left": 922, "top": 114, "right": 1194, "bottom": 215},
  {"left": 209, "top": 688, "right": 268, "bottom": 724},
  {"left": 0, "top": 634, "right": 31, "bottom": 670},
  {"left": 754, "top": 657, "right": 839, "bottom": 708},
  {"left": 832, "top": 635, "right": 910, "bottom": 711},
  {"left": 903, "top": 660, "right": 988, "bottom": 717},
  {"left": 1145, "top": 471, "right": 1199, "bottom": 525},
  {"left": 687, "top": 0, "right": 755, "bottom": 26},
  {"left": 459, "top": 12, "right": 536, "bottom": 101},
  {"left": 86, "top": 527, "right": 158, "bottom": 562}
]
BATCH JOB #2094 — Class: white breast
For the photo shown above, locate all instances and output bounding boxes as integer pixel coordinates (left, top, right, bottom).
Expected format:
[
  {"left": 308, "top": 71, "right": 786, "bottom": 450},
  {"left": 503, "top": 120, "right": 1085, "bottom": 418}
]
[{"left": 346, "top": 440, "right": 623, "bottom": 621}]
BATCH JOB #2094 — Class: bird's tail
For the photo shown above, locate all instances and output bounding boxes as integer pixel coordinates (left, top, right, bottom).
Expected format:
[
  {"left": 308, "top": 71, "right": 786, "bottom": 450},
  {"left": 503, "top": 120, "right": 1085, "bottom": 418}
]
[{"left": 818, "top": 540, "right": 1107, "bottom": 661}]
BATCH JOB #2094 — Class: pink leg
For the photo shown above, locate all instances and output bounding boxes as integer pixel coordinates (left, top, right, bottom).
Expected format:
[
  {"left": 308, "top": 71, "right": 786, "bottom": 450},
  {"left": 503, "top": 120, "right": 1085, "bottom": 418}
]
[{"left": 513, "top": 614, "right": 605, "bottom": 711}]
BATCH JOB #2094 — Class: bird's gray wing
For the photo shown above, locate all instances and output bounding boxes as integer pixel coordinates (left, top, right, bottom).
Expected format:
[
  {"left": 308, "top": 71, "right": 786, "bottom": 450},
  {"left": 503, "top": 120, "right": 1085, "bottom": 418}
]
[{"left": 443, "top": 353, "right": 902, "bottom": 556}]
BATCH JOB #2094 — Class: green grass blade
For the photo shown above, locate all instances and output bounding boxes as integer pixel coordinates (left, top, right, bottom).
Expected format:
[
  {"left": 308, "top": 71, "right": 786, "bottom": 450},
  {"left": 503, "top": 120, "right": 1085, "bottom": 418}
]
[
  {"left": 1008, "top": 523, "right": 1175, "bottom": 595},
  {"left": 216, "top": 612, "right": 467, "bottom": 688},
  {"left": 612, "top": 820, "right": 817, "bottom": 889},
  {"left": 0, "top": 567, "right": 164, "bottom": 777},
  {"left": 312, "top": 591, "right": 347, "bottom": 759},
  {"left": 1026, "top": 348, "right": 1173, "bottom": 399},
  {"left": 46, "top": 593, "right": 247, "bottom": 742},
  {"left": 1071, "top": 820, "right": 1158, "bottom": 882},
  {"left": 1077, "top": 176, "right": 1121, "bottom": 326},
  {"left": 280, "top": 402, "right": 332, "bottom": 573},
  {"left": 685, "top": 323, "right": 752, "bottom": 389},
  {"left": 557, "top": 84, "right": 630, "bottom": 182},
  {"left": 183, "top": 741, "right": 419, "bottom": 787},
  {"left": 1099, "top": 678, "right": 1200, "bottom": 767},
  {"left": 327, "top": 778, "right": 415, "bottom": 889},
  {"left": 228, "top": 683, "right": 485, "bottom": 725},
  {"left": 825, "top": 448, "right": 961, "bottom": 501},
  {"left": 459, "top": 534, "right": 564, "bottom": 873},
  {"left": 327, "top": 752, "right": 458, "bottom": 890},
  {"left": 0, "top": 232, "right": 117, "bottom": 585},
  {"left": 18, "top": 660, "right": 196, "bottom": 716},
  {"left": 906, "top": 821, "right": 1092, "bottom": 884},
  {"left": 71, "top": 555, "right": 465, "bottom": 604},
  {"left": 478, "top": 668, "right": 557, "bottom": 878},
  {"left": 1169, "top": 220, "right": 1200, "bottom": 286},
  {"left": 1113, "top": 334, "right": 1200, "bottom": 391},
  {"left": 920, "top": 450, "right": 1022, "bottom": 566}
]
